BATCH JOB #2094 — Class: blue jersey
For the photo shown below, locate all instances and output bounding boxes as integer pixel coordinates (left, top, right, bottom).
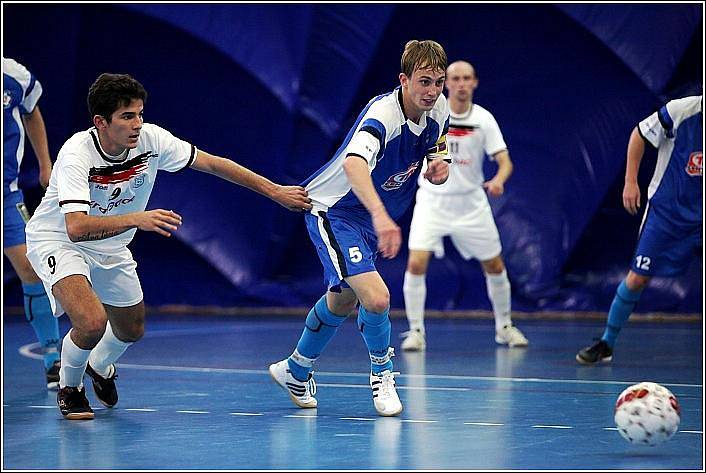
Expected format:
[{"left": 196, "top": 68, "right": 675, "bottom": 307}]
[
  {"left": 3, "top": 57, "right": 43, "bottom": 195},
  {"left": 302, "top": 87, "right": 449, "bottom": 225},
  {"left": 638, "top": 95, "right": 702, "bottom": 226},
  {"left": 631, "top": 95, "right": 702, "bottom": 277}
]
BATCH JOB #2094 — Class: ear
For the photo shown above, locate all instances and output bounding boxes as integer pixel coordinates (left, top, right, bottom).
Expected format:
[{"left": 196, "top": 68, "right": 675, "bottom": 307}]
[
  {"left": 399, "top": 73, "right": 408, "bottom": 88},
  {"left": 93, "top": 115, "right": 107, "bottom": 129}
]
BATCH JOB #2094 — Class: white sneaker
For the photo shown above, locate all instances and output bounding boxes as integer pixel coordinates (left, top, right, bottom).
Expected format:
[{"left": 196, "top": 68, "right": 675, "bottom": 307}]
[
  {"left": 495, "top": 325, "right": 529, "bottom": 347},
  {"left": 400, "top": 329, "right": 426, "bottom": 351},
  {"left": 370, "top": 370, "right": 403, "bottom": 416},
  {"left": 268, "top": 359, "right": 317, "bottom": 408}
]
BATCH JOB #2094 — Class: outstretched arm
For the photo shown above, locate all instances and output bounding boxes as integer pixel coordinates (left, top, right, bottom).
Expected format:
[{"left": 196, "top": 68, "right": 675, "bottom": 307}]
[
  {"left": 343, "top": 155, "right": 400, "bottom": 259},
  {"left": 22, "top": 105, "right": 52, "bottom": 188},
  {"left": 190, "top": 150, "right": 312, "bottom": 212},
  {"left": 623, "top": 127, "right": 646, "bottom": 216}
]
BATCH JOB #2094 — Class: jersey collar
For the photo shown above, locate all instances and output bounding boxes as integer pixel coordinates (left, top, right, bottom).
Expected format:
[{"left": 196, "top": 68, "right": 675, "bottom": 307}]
[{"left": 90, "top": 128, "right": 130, "bottom": 163}]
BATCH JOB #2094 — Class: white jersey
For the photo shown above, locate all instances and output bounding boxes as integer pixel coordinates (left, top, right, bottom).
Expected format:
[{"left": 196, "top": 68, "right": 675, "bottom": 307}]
[
  {"left": 418, "top": 103, "right": 506, "bottom": 195},
  {"left": 26, "top": 123, "right": 196, "bottom": 254}
]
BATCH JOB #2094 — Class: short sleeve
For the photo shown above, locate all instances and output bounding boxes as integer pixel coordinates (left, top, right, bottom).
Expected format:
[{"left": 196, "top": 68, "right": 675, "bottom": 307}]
[
  {"left": 148, "top": 124, "right": 196, "bottom": 172},
  {"left": 57, "top": 156, "right": 91, "bottom": 214},
  {"left": 637, "top": 108, "right": 667, "bottom": 149},
  {"left": 483, "top": 113, "right": 508, "bottom": 157}
]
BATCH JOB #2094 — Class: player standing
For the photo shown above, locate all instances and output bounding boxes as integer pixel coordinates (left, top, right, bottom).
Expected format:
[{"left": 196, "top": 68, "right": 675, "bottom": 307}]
[
  {"left": 3, "top": 57, "right": 62, "bottom": 388},
  {"left": 401, "top": 60, "right": 528, "bottom": 351}
]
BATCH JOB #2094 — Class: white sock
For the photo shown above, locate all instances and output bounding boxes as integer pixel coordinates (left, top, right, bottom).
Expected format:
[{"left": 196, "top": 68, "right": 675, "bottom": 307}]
[
  {"left": 88, "top": 321, "right": 132, "bottom": 377},
  {"left": 486, "top": 270, "right": 512, "bottom": 331},
  {"left": 59, "top": 329, "right": 91, "bottom": 388},
  {"left": 403, "top": 271, "right": 426, "bottom": 333}
]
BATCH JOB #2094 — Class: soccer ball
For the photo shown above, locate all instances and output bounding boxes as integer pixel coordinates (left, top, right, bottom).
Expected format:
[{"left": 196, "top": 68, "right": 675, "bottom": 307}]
[{"left": 614, "top": 382, "right": 681, "bottom": 446}]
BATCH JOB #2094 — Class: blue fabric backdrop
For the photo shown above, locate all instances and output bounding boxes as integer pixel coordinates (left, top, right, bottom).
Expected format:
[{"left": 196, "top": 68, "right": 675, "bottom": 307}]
[{"left": 3, "top": 3, "right": 702, "bottom": 313}]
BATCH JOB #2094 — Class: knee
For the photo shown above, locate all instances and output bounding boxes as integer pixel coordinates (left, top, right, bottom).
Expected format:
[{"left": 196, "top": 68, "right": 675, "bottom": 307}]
[
  {"left": 625, "top": 272, "right": 649, "bottom": 292},
  {"left": 406, "top": 256, "right": 428, "bottom": 275},
  {"left": 125, "top": 320, "right": 145, "bottom": 342},
  {"left": 72, "top": 318, "right": 108, "bottom": 347},
  {"left": 483, "top": 257, "right": 505, "bottom": 275},
  {"left": 362, "top": 291, "right": 390, "bottom": 314},
  {"left": 116, "top": 321, "right": 144, "bottom": 343}
]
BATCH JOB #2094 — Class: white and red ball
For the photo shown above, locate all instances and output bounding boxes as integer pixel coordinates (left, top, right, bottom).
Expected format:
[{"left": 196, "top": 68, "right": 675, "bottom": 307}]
[{"left": 614, "top": 381, "right": 681, "bottom": 446}]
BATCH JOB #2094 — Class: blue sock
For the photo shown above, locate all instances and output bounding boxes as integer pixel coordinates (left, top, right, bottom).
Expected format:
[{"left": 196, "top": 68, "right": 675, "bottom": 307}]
[
  {"left": 288, "top": 295, "right": 347, "bottom": 381},
  {"left": 23, "top": 281, "right": 60, "bottom": 369},
  {"left": 357, "top": 305, "right": 392, "bottom": 374},
  {"left": 601, "top": 280, "right": 643, "bottom": 348}
]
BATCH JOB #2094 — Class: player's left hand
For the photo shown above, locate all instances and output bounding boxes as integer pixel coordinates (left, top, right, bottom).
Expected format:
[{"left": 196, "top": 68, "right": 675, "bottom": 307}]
[
  {"left": 39, "top": 164, "right": 52, "bottom": 189},
  {"left": 483, "top": 178, "right": 504, "bottom": 197},
  {"left": 424, "top": 157, "right": 449, "bottom": 185},
  {"left": 273, "top": 185, "right": 313, "bottom": 212}
]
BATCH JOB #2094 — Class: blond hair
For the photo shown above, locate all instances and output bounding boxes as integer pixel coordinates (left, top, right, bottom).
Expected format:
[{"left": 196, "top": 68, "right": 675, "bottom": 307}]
[{"left": 400, "top": 40, "right": 448, "bottom": 77}]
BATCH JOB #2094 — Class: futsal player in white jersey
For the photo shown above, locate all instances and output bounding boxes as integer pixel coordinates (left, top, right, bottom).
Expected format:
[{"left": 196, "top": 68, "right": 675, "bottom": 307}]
[
  {"left": 577, "top": 95, "right": 702, "bottom": 364},
  {"left": 3, "top": 57, "right": 62, "bottom": 388},
  {"left": 269, "top": 40, "right": 450, "bottom": 416},
  {"left": 25, "top": 73, "right": 312, "bottom": 420},
  {"left": 401, "top": 61, "right": 528, "bottom": 351}
]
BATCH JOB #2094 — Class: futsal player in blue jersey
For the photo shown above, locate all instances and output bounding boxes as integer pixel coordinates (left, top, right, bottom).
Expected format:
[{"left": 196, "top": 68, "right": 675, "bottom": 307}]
[
  {"left": 577, "top": 95, "right": 703, "bottom": 364},
  {"left": 3, "top": 57, "right": 61, "bottom": 388},
  {"left": 269, "top": 40, "right": 451, "bottom": 416}
]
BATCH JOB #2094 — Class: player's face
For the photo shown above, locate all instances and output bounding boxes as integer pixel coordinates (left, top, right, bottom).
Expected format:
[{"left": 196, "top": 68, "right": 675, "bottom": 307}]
[
  {"left": 445, "top": 64, "right": 477, "bottom": 102},
  {"left": 400, "top": 66, "right": 446, "bottom": 121},
  {"left": 96, "top": 99, "right": 144, "bottom": 155}
]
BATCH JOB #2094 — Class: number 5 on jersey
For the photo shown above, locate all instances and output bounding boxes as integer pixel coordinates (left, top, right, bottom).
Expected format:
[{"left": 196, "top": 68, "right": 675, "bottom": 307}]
[{"left": 349, "top": 246, "right": 362, "bottom": 263}]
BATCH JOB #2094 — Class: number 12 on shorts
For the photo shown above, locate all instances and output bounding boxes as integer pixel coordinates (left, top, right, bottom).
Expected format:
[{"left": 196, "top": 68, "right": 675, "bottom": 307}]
[{"left": 635, "top": 255, "right": 651, "bottom": 271}]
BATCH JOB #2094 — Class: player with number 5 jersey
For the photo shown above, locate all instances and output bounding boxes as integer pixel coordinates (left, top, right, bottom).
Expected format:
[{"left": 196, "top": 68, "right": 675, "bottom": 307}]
[
  {"left": 576, "top": 95, "right": 702, "bottom": 365},
  {"left": 269, "top": 40, "right": 450, "bottom": 417}
]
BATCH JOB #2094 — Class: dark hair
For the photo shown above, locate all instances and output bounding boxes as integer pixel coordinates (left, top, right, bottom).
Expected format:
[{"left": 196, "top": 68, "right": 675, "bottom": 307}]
[
  {"left": 400, "top": 40, "right": 448, "bottom": 77},
  {"left": 87, "top": 73, "right": 147, "bottom": 123}
]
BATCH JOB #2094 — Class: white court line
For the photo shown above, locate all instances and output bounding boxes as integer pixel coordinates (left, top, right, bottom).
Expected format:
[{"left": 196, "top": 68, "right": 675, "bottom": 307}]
[
  {"left": 125, "top": 408, "right": 157, "bottom": 412},
  {"left": 284, "top": 415, "right": 317, "bottom": 418},
  {"left": 603, "top": 427, "right": 619, "bottom": 431},
  {"left": 318, "top": 383, "right": 469, "bottom": 392},
  {"left": 17, "top": 342, "right": 703, "bottom": 388},
  {"left": 464, "top": 422, "right": 504, "bottom": 426},
  {"left": 230, "top": 412, "right": 263, "bottom": 416},
  {"left": 680, "top": 430, "right": 703, "bottom": 434},
  {"left": 176, "top": 410, "right": 209, "bottom": 414},
  {"left": 401, "top": 419, "right": 437, "bottom": 423},
  {"left": 532, "top": 425, "right": 573, "bottom": 429},
  {"left": 29, "top": 405, "right": 55, "bottom": 409},
  {"left": 335, "top": 433, "right": 365, "bottom": 437},
  {"left": 340, "top": 417, "right": 376, "bottom": 421}
]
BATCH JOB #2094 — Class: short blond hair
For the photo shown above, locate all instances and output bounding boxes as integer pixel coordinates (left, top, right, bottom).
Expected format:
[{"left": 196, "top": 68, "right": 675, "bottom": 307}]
[{"left": 400, "top": 40, "right": 448, "bottom": 77}]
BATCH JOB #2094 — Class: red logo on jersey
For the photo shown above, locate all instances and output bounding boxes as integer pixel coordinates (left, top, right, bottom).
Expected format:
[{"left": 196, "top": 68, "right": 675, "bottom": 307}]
[
  {"left": 686, "top": 152, "right": 702, "bottom": 176},
  {"left": 88, "top": 152, "right": 155, "bottom": 184},
  {"left": 448, "top": 125, "right": 477, "bottom": 137}
]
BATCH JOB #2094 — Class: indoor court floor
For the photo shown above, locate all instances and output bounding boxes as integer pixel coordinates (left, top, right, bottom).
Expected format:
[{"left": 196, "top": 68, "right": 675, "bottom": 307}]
[{"left": 2, "top": 313, "right": 703, "bottom": 470}]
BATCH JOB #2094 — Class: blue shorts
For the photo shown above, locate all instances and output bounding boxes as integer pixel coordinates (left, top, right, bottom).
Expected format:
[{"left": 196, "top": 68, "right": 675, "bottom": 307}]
[
  {"left": 305, "top": 211, "right": 379, "bottom": 292},
  {"left": 631, "top": 205, "right": 701, "bottom": 277},
  {"left": 3, "top": 190, "right": 29, "bottom": 248}
]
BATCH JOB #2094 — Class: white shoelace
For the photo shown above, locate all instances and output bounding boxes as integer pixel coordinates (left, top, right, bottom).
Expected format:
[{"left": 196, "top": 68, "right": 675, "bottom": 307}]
[{"left": 378, "top": 371, "right": 400, "bottom": 399}]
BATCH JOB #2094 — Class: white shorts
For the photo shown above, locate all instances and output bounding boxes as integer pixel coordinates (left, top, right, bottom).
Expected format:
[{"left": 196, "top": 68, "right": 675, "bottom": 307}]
[
  {"left": 408, "top": 187, "right": 502, "bottom": 261},
  {"left": 26, "top": 240, "right": 143, "bottom": 317}
]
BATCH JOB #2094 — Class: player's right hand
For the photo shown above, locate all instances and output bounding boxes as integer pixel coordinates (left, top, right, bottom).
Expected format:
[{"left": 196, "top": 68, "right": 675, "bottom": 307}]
[
  {"left": 273, "top": 185, "right": 313, "bottom": 212},
  {"left": 372, "top": 210, "right": 401, "bottom": 259},
  {"left": 136, "top": 209, "right": 183, "bottom": 237},
  {"left": 622, "top": 181, "right": 641, "bottom": 215}
]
